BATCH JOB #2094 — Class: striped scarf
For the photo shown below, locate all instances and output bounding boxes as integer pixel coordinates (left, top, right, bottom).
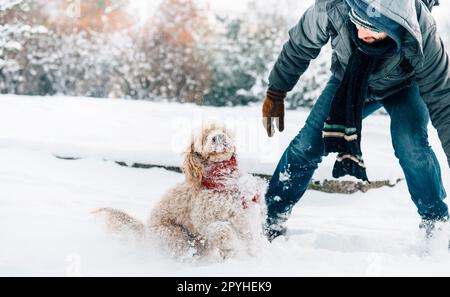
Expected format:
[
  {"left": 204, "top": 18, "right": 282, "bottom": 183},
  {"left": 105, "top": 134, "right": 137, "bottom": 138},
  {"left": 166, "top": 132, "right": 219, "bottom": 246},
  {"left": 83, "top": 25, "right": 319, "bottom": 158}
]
[{"left": 323, "top": 19, "right": 397, "bottom": 182}]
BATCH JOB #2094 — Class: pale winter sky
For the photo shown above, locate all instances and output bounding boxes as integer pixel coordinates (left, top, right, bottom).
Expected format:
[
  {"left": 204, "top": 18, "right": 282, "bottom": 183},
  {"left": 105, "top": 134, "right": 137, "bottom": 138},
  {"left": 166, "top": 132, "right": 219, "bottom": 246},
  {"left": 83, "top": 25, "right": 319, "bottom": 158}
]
[
  {"left": 125, "top": 0, "right": 450, "bottom": 43},
  {"left": 127, "top": 0, "right": 252, "bottom": 21},
  {"left": 126, "top": 0, "right": 315, "bottom": 25},
  {"left": 127, "top": 0, "right": 450, "bottom": 18}
]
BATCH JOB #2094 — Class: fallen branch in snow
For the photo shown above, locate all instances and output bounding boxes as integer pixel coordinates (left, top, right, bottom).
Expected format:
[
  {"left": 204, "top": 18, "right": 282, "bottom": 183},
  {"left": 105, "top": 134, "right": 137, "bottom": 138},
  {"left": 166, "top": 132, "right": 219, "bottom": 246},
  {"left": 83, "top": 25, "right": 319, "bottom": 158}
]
[
  {"left": 114, "top": 161, "right": 183, "bottom": 174},
  {"left": 55, "top": 156, "right": 403, "bottom": 194},
  {"left": 308, "top": 178, "right": 403, "bottom": 194}
]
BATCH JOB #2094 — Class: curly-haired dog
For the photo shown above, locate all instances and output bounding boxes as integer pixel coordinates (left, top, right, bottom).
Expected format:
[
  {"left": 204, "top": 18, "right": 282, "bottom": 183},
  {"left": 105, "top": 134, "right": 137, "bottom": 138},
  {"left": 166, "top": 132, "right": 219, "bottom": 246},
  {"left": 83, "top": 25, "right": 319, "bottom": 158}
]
[{"left": 95, "top": 123, "right": 266, "bottom": 259}]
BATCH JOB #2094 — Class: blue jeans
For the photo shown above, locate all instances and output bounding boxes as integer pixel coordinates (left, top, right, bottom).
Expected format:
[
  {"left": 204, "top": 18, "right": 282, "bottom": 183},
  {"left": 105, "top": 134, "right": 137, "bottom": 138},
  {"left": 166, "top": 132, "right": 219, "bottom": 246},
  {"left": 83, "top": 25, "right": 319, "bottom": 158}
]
[{"left": 266, "top": 76, "right": 448, "bottom": 224}]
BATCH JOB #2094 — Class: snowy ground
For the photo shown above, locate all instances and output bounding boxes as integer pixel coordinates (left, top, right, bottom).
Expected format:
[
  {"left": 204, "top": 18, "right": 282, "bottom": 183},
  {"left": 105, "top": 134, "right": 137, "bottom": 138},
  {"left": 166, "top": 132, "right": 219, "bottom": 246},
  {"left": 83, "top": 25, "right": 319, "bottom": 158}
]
[{"left": 0, "top": 95, "right": 449, "bottom": 276}]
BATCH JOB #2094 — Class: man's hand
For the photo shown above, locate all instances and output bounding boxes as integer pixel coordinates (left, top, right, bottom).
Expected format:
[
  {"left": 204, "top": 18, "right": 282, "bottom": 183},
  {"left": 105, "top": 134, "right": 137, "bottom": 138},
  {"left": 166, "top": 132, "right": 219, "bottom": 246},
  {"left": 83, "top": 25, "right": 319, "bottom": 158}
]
[{"left": 262, "top": 89, "right": 287, "bottom": 137}]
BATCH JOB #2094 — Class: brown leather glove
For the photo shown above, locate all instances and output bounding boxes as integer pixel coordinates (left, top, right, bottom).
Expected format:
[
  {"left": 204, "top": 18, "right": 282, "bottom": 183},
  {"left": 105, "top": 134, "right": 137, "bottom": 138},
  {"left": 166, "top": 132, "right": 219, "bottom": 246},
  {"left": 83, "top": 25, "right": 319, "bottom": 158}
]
[{"left": 262, "top": 89, "right": 287, "bottom": 137}]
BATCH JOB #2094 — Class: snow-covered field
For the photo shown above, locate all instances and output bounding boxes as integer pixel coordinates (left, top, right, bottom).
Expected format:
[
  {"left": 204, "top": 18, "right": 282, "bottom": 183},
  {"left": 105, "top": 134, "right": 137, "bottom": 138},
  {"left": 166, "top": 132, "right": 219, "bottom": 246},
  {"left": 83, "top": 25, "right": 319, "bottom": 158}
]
[{"left": 0, "top": 95, "right": 449, "bottom": 276}]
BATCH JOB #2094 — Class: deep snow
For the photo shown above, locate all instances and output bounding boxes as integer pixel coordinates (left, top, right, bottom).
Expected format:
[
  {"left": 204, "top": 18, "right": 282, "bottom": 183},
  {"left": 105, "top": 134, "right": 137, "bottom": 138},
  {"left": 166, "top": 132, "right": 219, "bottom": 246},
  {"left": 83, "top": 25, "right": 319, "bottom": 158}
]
[{"left": 0, "top": 95, "right": 449, "bottom": 276}]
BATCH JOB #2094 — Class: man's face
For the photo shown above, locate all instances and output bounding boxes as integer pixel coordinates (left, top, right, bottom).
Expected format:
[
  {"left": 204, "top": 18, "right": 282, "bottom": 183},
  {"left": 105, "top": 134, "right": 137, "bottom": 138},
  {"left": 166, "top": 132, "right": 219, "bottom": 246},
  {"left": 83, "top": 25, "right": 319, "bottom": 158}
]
[{"left": 356, "top": 24, "right": 388, "bottom": 44}]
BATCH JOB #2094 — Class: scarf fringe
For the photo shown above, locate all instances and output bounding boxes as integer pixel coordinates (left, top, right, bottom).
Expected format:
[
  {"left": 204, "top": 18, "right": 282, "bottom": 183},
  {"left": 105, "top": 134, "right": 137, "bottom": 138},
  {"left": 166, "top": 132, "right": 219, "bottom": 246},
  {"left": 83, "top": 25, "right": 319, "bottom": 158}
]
[{"left": 332, "top": 154, "right": 368, "bottom": 182}]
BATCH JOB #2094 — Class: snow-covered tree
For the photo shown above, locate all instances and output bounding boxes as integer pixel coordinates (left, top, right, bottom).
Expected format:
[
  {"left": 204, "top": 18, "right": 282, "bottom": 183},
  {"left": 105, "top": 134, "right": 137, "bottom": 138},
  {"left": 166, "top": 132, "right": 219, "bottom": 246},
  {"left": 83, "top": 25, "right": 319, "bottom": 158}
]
[
  {"left": 202, "top": 3, "right": 288, "bottom": 106},
  {"left": 135, "top": 0, "right": 212, "bottom": 103},
  {"left": 0, "top": 0, "right": 22, "bottom": 11},
  {"left": 0, "top": 0, "right": 49, "bottom": 93}
]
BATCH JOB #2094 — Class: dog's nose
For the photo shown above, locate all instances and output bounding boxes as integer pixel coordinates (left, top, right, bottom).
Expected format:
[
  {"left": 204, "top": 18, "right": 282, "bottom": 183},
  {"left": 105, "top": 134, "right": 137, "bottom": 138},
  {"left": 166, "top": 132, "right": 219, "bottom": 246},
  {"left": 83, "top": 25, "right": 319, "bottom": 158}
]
[{"left": 212, "top": 134, "right": 224, "bottom": 144}]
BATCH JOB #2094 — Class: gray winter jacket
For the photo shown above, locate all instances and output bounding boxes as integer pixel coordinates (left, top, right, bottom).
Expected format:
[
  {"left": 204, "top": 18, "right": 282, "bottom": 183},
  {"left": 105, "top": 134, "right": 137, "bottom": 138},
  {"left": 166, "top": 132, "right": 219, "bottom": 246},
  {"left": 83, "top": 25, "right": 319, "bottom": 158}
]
[{"left": 269, "top": 0, "right": 450, "bottom": 167}]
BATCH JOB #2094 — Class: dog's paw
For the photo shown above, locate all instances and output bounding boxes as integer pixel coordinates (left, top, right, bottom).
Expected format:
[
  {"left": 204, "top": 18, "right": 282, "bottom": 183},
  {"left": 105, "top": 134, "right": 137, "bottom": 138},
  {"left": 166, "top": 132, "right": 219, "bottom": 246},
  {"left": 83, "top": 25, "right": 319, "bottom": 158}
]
[
  {"left": 204, "top": 222, "right": 240, "bottom": 257},
  {"left": 219, "top": 247, "right": 237, "bottom": 260},
  {"left": 189, "top": 237, "right": 209, "bottom": 257}
]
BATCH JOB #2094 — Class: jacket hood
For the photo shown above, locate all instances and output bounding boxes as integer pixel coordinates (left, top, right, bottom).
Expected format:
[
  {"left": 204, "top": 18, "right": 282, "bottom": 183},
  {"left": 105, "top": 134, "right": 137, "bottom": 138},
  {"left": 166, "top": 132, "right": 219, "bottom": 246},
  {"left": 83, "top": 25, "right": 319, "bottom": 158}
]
[
  {"left": 354, "top": 0, "right": 424, "bottom": 56},
  {"left": 345, "top": 0, "right": 405, "bottom": 52}
]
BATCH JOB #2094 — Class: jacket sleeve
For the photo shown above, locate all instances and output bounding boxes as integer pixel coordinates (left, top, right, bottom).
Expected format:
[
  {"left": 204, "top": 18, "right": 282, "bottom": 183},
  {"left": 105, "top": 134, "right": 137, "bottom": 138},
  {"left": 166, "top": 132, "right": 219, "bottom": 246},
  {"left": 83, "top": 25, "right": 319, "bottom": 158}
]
[
  {"left": 421, "top": 0, "right": 439, "bottom": 11},
  {"left": 268, "top": 1, "right": 330, "bottom": 92},
  {"left": 416, "top": 24, "right": 450, "bottom": 167}
]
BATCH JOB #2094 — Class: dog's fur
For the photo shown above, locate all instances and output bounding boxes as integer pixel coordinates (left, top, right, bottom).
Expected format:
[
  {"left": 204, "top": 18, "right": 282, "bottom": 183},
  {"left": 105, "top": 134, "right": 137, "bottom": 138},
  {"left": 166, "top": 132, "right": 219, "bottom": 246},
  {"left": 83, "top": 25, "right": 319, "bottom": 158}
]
[{"left": 95, "top": 123, "right": 266, "bottom": 259}]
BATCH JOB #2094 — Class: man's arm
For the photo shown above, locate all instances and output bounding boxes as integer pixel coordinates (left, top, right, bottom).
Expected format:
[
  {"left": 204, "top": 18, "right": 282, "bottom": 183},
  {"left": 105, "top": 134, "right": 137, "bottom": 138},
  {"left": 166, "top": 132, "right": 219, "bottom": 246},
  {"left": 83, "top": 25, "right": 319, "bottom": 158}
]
[
  {"left": 268, "top": 1, "right": 330, "bottom": 92},
  {"left": 422, "top": 0, "right": 440, "bottom": 11},
  {"left": 416, "top": 23, "right": 450, "bottom": 167}
]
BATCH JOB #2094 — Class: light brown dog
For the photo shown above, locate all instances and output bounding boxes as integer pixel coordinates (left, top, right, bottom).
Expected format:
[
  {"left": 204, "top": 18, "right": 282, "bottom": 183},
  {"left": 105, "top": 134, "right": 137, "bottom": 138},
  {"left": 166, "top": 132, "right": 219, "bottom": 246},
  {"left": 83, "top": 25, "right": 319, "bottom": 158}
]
[{"left": 95, "top": 123, "right": 266, "bottom": 259}]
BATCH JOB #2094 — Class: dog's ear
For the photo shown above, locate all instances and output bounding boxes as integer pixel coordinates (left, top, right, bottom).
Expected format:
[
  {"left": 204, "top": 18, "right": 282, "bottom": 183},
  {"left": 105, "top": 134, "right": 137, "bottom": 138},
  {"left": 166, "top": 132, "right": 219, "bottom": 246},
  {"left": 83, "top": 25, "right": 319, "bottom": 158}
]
[{"left": 183, "top": 143, "right": 204, "bottom": 186}]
